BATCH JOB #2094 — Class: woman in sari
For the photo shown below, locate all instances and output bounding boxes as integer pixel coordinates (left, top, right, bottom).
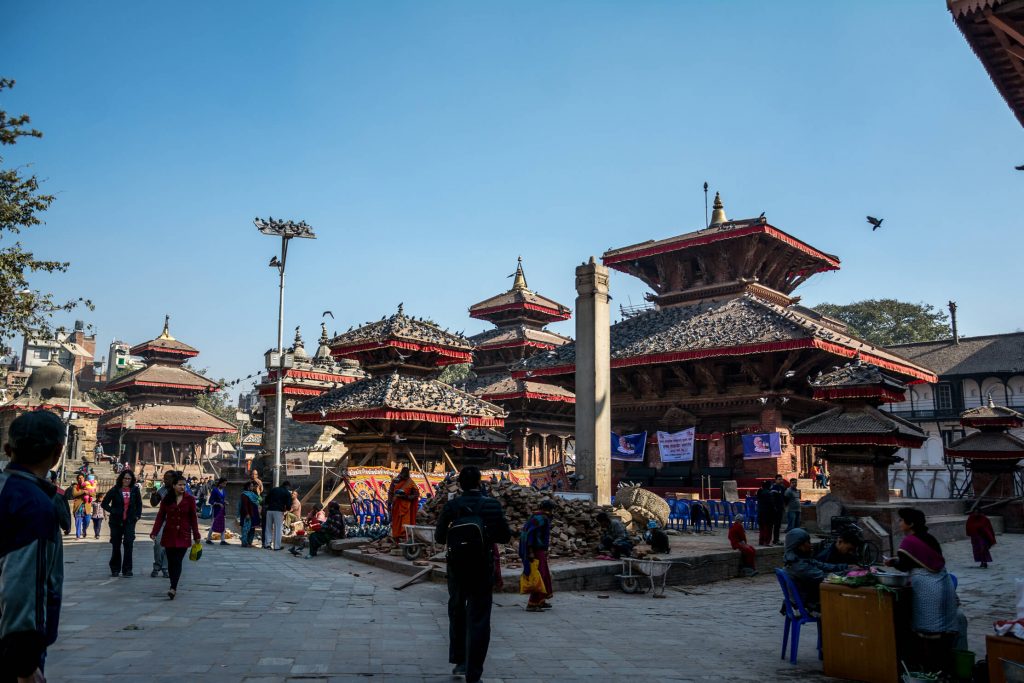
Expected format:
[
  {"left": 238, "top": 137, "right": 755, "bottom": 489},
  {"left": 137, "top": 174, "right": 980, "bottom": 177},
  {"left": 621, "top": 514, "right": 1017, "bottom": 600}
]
[
  {"left": 887, "top": 508, "right": 960, "bottom": 674},
  {"left": 519, "top": 499, "right": 554, "bottom": 612},
  {"left": 206, "top": 478, "right": 228, "bottom": 545},
  {"left": 237, "top": 481, "right": 262, "bottom": 547}
]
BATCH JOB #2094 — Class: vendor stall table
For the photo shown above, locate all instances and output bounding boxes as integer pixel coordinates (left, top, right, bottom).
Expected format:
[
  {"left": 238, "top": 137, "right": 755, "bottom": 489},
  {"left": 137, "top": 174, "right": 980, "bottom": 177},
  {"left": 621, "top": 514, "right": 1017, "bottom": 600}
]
[
  {"left": 987, "top": 635, "right": 1024, "bottom": 683},
  {"left": 821, "top": 583, "right": 909, "bottom": 683}
]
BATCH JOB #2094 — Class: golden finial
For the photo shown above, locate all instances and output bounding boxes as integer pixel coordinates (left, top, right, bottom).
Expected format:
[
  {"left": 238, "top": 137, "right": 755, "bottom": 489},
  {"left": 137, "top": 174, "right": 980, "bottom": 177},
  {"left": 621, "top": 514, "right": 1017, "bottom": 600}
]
[
  {"left": 709, "top": 192, "right": 727, "bottom": 226},
  {"left": 159, "top": 314, "right": 176, "bottom": 340},
  {"left": 511, "top": 256, "right": 528, "bottom": 291}
]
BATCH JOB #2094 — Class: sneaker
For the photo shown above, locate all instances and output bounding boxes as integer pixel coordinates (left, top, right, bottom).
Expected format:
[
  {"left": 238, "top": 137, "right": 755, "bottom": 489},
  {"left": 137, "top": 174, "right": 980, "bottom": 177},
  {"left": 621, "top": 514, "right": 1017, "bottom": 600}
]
[
  {"left": 219, "top": 541, "right": 228, "bottom": 546},
  {"left": 161, "top": 570, "right": 169, "bottom": 578},
  {"left": 111, "top": 571, "right": 120, "bottom": 577},
  {"left": 539, "top": 602, "right": 553, "bottom": 610},
  {"left": 452, "top": 663, "right": 467, "bottom": 676},
  {"left": 122, "top": 572, "right": 133, "bottom": 577},
  {"left": 526, "top": 605, "right": 544, "bottom": 612},
  {"left": 151, "top": 570, "right": 160, "bottom": 578}
]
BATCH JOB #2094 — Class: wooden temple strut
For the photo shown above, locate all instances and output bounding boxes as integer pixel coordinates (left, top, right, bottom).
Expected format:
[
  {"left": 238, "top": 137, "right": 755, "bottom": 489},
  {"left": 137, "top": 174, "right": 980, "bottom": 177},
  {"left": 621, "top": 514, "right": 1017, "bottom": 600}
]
[
  {"left": 441, "top": 448, "right": 458, "bottom": 473},
  {"left": 405, "top": 448, "right": 435, "bottom": 496}
]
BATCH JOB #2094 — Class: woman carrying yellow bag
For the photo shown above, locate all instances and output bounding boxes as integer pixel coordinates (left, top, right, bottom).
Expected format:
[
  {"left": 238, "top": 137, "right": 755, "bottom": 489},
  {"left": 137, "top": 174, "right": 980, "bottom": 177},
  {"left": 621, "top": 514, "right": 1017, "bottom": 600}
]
[
  {"left": 150, "top": 473, "right": 201, "bottom": 600},
  {"left": 518, "top": 499, "right": 555, "bottom": 612}
]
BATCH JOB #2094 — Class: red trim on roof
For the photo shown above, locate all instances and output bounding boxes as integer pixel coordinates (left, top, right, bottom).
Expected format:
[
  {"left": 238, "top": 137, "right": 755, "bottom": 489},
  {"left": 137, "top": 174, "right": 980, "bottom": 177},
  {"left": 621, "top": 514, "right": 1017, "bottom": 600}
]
[
  {"left": 0, "top": 403, "right": 103, "bottom": 416},
  {"left": 943, "top": 449, "right": 1024, "bottom": 461},
  {"left": 475, "top": 340, "right": 558, "bottom": 352},
  {"left": 603, "top": 224, "right": 841, "bottom": 270},
  {"left": 511, "top": 338, "right": 937, "bottom": 383},
  {"left": 483, "top": 391, "right": 575, "bottom": 404},
  {"left": 469, "top": 302, "right": 571, "bottom": 321},
  {"left": 106, "top": 379, "right": 210, "bottom": 392},
  {"left": 792, "top": 434, "right": 926, "bottom": 448},
  {"left": 129, "top": 343, "right": 198, "bottom": 358},
  {"left": 267, "top": 369, "right": 358, "bottom": 383},
  {"left": 293, "top": 408, "right": 504, "bottom": 428},
  {"left": 258, "top": 386, "right": 326, "bottom": 397},
  {"left": 961, "top": 418, "right": 1024, "bottom": 429},
  {"left": 332, "top": 339, "right": 472, "bottom": 364},
  {"left": 813, "top": 387, "right": 907, "bottom": 403},
  {"left": 103, "top": 422, "right": 235, "bottom": 434}
]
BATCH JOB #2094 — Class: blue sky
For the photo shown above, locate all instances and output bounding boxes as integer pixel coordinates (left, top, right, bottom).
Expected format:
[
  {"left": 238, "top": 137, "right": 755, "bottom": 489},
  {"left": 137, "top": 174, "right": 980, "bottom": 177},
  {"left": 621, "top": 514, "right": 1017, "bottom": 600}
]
[{"left": 3, "top": 2, "right": 1022, "bottom": 399}]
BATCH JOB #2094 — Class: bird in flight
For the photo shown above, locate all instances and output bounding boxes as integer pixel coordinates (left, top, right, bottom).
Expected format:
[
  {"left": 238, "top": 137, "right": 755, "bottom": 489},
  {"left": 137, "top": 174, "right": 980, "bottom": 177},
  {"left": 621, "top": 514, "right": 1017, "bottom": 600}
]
[
  {"left": 866, "top": 216, "right": 883, "bottom": 231},
  {"left": 1015, "top": 164, "right": 1024, "bottom": 171},
  {"left": 322, "top": 310, "right": 334, "bottom": 319}
]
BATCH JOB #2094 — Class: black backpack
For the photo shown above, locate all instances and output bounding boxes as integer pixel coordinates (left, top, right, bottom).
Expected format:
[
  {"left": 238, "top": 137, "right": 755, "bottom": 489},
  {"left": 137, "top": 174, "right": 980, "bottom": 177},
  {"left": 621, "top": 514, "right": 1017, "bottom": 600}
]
[{"left": 445, "top": 497, "right": 488, "bottom": 575}]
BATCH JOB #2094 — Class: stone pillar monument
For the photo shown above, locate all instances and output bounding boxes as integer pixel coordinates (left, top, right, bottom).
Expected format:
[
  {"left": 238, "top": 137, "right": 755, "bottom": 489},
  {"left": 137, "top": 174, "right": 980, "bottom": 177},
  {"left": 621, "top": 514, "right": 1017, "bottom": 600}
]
[{"left": 574, "top": 256, "right": 611, "bottom": 504}]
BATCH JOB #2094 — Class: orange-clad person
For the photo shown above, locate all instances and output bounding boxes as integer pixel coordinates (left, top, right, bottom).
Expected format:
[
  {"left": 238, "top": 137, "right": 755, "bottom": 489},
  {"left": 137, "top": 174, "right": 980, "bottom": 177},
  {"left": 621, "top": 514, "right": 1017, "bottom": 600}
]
[{"left": 388, "top": 466, "right": 420, "bottom": 539}]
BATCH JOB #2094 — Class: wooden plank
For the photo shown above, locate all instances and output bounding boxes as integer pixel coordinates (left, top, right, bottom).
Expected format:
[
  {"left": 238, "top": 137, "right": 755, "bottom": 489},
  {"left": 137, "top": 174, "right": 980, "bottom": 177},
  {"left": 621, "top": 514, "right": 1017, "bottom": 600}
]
[
  {"left": 441, "top": 449, "right": 458, "bottom": 473},
  {"left": 405, "top": 448, "right": 435, "bottom": 496},
  {"left": 987, "top": 10, "right": 1024, "bottom": 47},
  {"left": 392, "top": 565, "right": 432, "bottom": 591}
]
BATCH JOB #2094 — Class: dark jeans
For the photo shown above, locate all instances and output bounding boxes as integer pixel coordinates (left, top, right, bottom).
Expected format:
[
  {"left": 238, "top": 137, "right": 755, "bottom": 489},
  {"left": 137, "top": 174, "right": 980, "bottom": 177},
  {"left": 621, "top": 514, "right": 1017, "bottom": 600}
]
[
  {"left": 166, "top": 547, "right": 187, "bottom": 590},
  {"left": 447, "top": 570, "right": 493, "bottom": 683},
  {"left": 772, "top": 512, "right": 784, "bottom": 543},
  {"left": 109, "top": 520, "right": 136, "bottom": 574}
]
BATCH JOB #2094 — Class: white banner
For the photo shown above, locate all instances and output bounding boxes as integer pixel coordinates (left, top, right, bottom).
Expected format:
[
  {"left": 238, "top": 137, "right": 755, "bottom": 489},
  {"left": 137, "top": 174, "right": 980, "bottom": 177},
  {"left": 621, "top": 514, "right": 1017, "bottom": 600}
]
[{"left": 657, "top": 428, "right": 695, "bottom": 462}]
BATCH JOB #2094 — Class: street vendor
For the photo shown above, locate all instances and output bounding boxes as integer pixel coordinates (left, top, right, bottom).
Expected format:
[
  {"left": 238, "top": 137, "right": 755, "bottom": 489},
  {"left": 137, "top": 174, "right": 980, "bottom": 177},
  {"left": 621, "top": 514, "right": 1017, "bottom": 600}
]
[
  {"left": 783, "top": 528, "right": 848, "bottom": 614},
  {"left": 388, "top": 466, "right": 420, "bottom": 540},
  {"left": 815, "top": 527, "right": 862, "bottom": 565}
]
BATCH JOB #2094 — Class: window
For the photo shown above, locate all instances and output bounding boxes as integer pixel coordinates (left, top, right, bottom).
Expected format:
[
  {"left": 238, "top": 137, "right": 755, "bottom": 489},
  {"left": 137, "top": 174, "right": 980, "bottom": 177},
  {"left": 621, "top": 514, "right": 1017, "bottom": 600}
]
[
  {"left": 941, "top": 429, "right": 965, "bottom": 447},
  {"left": 935, "top": 384, "right": 953, "bottom": 411}
]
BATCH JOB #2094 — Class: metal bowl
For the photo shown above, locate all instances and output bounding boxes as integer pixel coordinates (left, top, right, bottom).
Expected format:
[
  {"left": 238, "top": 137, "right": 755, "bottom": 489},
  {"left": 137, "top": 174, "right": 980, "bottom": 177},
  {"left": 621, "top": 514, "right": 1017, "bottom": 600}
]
[{"left": 876, "top": 571, "right": 909, "bottom": 588}]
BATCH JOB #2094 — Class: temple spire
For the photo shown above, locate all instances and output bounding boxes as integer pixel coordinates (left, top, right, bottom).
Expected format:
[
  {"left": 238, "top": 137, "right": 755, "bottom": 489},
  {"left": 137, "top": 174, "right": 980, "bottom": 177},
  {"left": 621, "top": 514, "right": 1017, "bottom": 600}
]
[
  {"left": 293, "top": 325, "right": 304, "bottom": 353},
  {"left": 320, "top": 322, "right": 329, "bottom": 344},
  {"left": 159, "top": 314, "right": 175, "bottom": 340},
  {"left": 511, "top": 256, "right": 528, "bottom": 291},
  {"left": 709, "top": 192, "right": 727, "bottom": 226}
]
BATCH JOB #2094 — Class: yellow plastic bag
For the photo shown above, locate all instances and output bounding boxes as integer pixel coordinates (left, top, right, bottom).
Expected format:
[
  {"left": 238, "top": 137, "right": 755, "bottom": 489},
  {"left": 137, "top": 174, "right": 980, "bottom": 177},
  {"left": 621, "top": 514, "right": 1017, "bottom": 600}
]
[
  {"left": 518, "top": 560, "right": 547, "bottom": 595},
  {"left": 188, "top": 541, "right": 203, "bottom": 562}
]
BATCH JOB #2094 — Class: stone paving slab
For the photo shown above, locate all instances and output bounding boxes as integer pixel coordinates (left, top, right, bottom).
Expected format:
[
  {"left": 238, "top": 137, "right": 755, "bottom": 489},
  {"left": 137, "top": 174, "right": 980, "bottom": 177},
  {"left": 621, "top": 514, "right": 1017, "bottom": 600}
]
[{"left": 44, "top": 510, "right": 1022, "bottom": 681}]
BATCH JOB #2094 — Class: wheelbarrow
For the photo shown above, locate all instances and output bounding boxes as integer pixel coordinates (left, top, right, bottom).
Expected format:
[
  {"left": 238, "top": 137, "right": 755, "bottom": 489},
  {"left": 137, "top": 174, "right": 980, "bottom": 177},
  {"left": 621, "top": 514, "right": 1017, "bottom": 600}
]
[
  {"left": 615, "top": 557, "right": 691, "bottom": 597},
  {"left": 398, "top": 524, "right": 439, "bottom": 561}
]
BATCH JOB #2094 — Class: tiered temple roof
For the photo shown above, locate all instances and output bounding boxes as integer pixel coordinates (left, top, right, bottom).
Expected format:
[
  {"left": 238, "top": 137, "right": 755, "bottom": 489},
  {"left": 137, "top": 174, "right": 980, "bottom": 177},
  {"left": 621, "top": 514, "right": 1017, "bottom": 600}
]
[
  {"left": 793, "top": 362, "right": 927, "bottom": 449},
  {"left": 469, "top": 258, "right": 571, "bottom": 327},
  {"left": 946, "top": 398, "right": 1024, "bottom": 461},
  {"left": 257, "top": 324, "right": 365, "bottom": 398}
]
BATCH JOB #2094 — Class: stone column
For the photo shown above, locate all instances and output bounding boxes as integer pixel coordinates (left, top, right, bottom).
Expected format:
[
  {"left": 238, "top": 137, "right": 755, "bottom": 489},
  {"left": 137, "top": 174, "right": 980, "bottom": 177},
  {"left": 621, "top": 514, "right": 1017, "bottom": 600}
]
[{"left": 575, "top": 256, "right": 612, "bottom": 504}]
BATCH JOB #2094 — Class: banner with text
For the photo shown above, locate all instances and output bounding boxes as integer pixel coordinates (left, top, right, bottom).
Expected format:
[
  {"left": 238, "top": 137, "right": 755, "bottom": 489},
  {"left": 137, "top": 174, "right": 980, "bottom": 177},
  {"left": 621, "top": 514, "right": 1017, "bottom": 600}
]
[
  {"left": 657, "top": 428, "right": 695, "bottom": 462},
  {"left": 741, "top": 432, "right": 782, "bottom": 459}
]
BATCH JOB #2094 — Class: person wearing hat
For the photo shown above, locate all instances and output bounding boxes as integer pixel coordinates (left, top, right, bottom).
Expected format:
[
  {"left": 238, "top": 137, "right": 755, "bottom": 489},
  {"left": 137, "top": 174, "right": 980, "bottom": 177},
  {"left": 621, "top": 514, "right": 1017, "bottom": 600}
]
[
  {"left": 0, "top": 411, "right": 67, "bottom": 683},
  {"left": 519, "top": 499, "right": 555, "bottom": 612},
  {"left": 728, "top": 514, "right": 757, "bottom": 576},
  {"left": 783, "top": 527, "right": 848, "bottom": 614}
]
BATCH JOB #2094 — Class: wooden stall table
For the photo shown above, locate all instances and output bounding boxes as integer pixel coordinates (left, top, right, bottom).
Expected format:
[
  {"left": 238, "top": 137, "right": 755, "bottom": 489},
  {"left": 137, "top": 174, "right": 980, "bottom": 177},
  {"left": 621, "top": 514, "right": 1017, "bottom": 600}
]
[
  {"left": 821, "top": 583, "right": 909, "bottom": 683},
  {"left": 987, "top": 635, "right": 1024, "bottom": 683}
]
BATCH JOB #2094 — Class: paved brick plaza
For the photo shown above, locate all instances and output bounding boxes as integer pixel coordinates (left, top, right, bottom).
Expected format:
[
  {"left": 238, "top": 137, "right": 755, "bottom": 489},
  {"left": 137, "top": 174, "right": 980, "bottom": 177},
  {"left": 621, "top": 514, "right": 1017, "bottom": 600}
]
[{"left": 49, "top": 512, "right": 1019, "bottom": 683}]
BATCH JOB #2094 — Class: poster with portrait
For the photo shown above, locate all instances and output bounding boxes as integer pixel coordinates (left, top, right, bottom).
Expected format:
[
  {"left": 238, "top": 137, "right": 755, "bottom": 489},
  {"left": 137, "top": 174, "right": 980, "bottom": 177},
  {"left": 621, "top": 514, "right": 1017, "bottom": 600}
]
[
  {"left": 284, "top": 451, "right": 310, "bottom": 476},
  {"left": 741, "top": 432, "right": 782, "bottom": 459},
  {"left": 610, "top": 431, "right": 648, "bottom": 462},
  {"left": 657, "top": 428, "right": 695, "bottom": 462}
]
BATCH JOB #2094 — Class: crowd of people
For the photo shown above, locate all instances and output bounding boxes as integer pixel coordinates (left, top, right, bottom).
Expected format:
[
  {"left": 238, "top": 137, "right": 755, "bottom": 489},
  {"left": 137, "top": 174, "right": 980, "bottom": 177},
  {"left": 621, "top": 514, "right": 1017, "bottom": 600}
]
[{"left": 0, "top": 408, "right": 1003, "bottom": 683}]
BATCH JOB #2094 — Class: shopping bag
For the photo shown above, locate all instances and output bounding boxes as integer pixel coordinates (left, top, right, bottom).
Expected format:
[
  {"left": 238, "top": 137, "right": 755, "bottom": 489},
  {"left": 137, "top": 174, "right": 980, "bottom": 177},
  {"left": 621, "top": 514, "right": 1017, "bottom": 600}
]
[
  {"left": 188, "top": 541, "right": 203, "bottom": 562},
  {"left": 518, "top": 560, "right": 546, "bottom": 595}
]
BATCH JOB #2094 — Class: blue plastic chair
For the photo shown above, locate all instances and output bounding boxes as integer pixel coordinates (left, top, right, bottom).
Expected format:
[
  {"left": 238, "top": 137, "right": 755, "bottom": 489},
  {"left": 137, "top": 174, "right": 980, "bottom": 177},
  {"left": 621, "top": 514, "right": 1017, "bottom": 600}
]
[
  {"left": 775, "top": 569, "right": 822, "bottom": 664},
  {"left": 676, "top": 499, "right": 691, "bottom": 530},
  {"left": 665, "top": 499, "right": 679, "bottom": 530},
  {"left": 706, "top": 500, "right": 722, "bottom": 528},
  {"left": 746, "top": 497, "right": 759, "bottom": 529}
]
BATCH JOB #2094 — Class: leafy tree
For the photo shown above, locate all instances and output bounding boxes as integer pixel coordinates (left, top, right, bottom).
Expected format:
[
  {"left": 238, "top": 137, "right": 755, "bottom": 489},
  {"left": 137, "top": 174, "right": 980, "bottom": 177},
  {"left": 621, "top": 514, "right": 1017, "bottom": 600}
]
[
  {"left": 437, "top": 362, "right": 476, "bottom": 385},
  {"left": 87, "top": 389, "right": 127, "bottom": 411},
  {"left": 812, "top": 299, "right": 950, "bottom": 346},
  {"left": 1, "top": 78, "right": 91, "bottom": 342}
]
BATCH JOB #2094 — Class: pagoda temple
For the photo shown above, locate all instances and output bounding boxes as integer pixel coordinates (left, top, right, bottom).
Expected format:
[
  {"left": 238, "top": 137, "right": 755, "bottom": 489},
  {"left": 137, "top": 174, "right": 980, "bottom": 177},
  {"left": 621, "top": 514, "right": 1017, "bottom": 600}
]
[
  {"left": 256, "top": 324, "right": 366, "bottom": 470},
  {"left": 516, "top": 194, "right": 937, "bottom": 487},
  {"left": 792, "top": 361, "right": 927, "bottom": 505},
  {"left": 466, "top": 257, "right": 576, "bottom": 468},
  {"left": 946, "top": 399, "right": 1024, "bottom": 530},
  {"left": 0, "top": 356, "right": 103, "bottom": 464},
  {"left": 99, "top": 317, "right": 235, "bottom": 473},
  {"left": 291, "top": 305, "right": 506, "bottom": 477}
]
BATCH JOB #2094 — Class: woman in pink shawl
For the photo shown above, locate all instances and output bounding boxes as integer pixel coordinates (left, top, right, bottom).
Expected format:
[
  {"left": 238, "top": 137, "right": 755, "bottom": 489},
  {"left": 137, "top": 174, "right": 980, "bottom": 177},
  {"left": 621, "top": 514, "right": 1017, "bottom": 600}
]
[{"left": 886, "top": 508, "right": 960, "bottom": 675}]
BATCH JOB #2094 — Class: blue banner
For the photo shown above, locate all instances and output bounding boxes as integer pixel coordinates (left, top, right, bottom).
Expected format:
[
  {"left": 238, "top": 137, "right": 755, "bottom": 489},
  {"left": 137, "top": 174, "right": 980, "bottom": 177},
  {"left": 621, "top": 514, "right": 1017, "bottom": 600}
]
[
  {"left": 741, "top": 432, "right": 782, "bottom": 458},
  {"left": 611, "top": 431, "right": 648, "bottom": 462}
]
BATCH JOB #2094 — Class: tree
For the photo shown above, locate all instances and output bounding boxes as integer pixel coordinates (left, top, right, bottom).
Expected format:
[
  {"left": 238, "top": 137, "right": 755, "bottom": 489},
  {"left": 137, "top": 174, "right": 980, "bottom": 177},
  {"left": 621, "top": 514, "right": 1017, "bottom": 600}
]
[
  {"left": 437, "top": 362, "right": 475, "bottom": 385},
  {"left": 1, "top": 78, "right": 91, "bottom": 342},
  {"left": 812, "top": 299, "right": 950, "bottom": 347},
  {"left": 186, "top": 365, "right": 239, "bottom": 426}
]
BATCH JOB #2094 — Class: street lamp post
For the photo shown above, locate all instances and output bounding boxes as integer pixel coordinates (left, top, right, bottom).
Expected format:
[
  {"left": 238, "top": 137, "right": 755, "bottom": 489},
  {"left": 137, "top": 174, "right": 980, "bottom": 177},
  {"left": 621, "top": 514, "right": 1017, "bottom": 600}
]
[
  {"left": 58, "top": 353, "right": 76, "bottom": 481},
  {"left": 256, "top": 217, "right": 317, "bottom": 488}
]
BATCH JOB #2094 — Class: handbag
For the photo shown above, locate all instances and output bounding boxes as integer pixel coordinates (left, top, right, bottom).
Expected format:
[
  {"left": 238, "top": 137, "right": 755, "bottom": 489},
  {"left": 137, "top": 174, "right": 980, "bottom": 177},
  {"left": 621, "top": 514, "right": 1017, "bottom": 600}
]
[
  {"left": 189, "top": 541, "right": 203, "bottom": 562},
  {"left": 518, "top": 559, "right": 546, "bottom": 595}
]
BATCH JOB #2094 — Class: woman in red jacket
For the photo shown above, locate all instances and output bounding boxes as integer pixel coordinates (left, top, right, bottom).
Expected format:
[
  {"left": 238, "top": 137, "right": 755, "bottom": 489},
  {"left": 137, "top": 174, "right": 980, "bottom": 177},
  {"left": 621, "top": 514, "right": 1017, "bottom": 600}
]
[{"left": 150, "top": 472, "right": 200, "bottom": 599}]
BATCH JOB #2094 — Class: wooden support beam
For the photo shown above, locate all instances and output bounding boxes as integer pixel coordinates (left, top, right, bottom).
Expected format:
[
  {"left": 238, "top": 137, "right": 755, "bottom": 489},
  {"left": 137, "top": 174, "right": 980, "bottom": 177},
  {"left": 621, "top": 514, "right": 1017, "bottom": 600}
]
[
  {"left": 441, "top": 449, "right": 458, "bottom": 473},
  {"left": 987, "top": 10, "right": 1024, "bottom": 47},
  {"left": 406, "top": 448, "right": 435, "bottom": 496},
  {"left": 355, "top": 447, "right": 378, "bottom": 467},
  {"left": 770, "top": 351, "right": 801, "bottom": 388}
]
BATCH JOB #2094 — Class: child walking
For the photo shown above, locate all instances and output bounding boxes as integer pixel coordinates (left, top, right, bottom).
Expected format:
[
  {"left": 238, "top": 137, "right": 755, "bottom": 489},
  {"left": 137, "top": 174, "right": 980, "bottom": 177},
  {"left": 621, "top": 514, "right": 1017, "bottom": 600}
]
[{"left": 91, "top": 499, "right": 106, "bottom": 539}]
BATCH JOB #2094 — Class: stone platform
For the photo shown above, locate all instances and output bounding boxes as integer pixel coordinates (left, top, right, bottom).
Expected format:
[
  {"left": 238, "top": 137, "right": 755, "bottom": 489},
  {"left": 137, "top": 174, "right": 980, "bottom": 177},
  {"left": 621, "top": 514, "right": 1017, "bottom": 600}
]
[{"left": 339, "top": 530, "right": 786, "bottom": 592}]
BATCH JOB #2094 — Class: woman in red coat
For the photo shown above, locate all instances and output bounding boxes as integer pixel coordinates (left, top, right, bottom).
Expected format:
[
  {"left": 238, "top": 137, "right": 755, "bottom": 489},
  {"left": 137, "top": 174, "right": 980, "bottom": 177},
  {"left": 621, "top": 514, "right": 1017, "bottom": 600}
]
[
  {"left": 150, "top": 472, "right": 200, "bottom": 599},
  {"left": 966, "top": 510, "right": 996, "bottom": 568}
]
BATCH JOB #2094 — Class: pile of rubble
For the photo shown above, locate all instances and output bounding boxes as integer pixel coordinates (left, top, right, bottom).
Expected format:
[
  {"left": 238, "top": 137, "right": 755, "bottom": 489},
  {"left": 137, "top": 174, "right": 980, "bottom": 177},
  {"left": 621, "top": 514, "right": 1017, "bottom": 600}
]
[{"left": 418, "top": 480, "right": 614, "bottom": 560}]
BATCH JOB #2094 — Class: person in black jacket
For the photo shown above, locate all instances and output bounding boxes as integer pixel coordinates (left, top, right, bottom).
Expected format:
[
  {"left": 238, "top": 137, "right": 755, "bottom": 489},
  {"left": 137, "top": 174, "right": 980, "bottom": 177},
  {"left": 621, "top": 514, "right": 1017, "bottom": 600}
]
[
  {"left": 0, "top": 411, "right": 66, "bottom": 683},
  {"left": 755, "top": 481, "right": 774, "bottom": 546},
  {"left": 769, "top": 474, "right": 787, "bottom": 545},
  {"left": 264, "top": 481, "right": 292, "bottom": 551},
  {"left": 101, "top": 469, "right": 144, "bottom": 577},
  {"left": 435, "top": 466, "right": 513, "bottom": 683}
]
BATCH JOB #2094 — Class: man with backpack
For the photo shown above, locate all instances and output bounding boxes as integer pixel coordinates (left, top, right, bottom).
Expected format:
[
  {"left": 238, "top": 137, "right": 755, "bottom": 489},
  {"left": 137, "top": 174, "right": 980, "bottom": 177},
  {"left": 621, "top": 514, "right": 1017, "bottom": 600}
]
[{"left": 434, "top": 466, "right": 513, "bottom": 683}]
